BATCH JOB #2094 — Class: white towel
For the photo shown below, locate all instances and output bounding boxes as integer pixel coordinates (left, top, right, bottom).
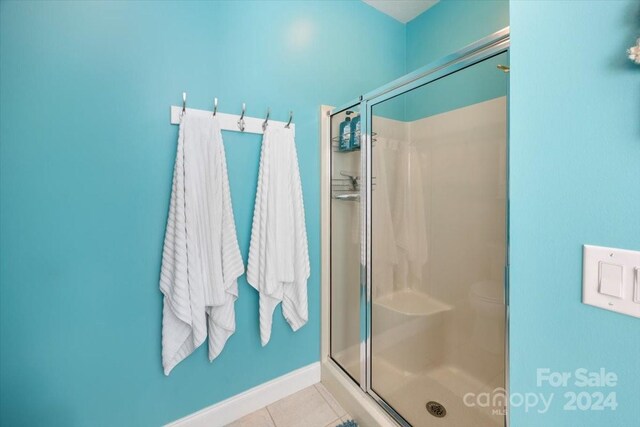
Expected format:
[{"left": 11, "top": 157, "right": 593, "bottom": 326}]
[
  {"left": 247, "top": 126, "right": 310, "bottom": 346},
  {"left": 393, "top": 144, "right": 428, "bottom": 288},
  {"left": 160, "top": 114, "right": 244, "bottom": 375}
]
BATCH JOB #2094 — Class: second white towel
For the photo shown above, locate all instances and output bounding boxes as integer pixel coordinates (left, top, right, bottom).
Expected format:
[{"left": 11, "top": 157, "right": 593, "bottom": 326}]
[{"left": 247, "top": 126, "right": 310, "bottom": 346}]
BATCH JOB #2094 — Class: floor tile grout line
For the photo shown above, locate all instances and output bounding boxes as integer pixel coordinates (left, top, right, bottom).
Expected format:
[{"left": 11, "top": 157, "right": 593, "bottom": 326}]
[
  {"left": 325, "top": 417, "right": 342, "bottom": 427},
  {"left": 314, "top": 383, "right": 341, "bottom": 418},
  {"left": 258, "top": 384, "right": 347, "bottom": 427},
  {"left": 265, "top": 404, "right": 278, "bottom": 427},
  {"left": 314, "top": 383, "right": 344, "bottom": 419}
]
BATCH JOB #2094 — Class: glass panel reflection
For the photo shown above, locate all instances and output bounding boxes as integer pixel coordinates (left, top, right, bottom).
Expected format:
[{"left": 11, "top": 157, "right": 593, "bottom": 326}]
[
  {"left": 330, "top": 105, "right": 362, "bottom": 384},
  {"left": 370, "top": 53, "right": 508, "bottom": 427}
]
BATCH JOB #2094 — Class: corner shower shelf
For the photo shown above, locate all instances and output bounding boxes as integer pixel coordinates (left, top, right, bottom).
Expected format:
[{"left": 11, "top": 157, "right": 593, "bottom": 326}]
[{"left": 375, "top": 290, "right": 452, "bottom": 317}]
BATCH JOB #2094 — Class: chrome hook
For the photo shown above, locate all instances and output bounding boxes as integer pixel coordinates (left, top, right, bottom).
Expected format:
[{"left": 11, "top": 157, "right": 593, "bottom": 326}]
[
  {"left": 262, "top": 107, "right": 270, "bottom": 131},
  {"left": 237, "top": 103, "right": 246, "bottom": 131},
  {"left": 212, "top": 97, "right": 218, "bottom": 117},
  {"left": 181, "top": 92, "right": 187, "bottom": 115},
  {"left": 285, "top": 110, "right": 293, "bottom": 129}
]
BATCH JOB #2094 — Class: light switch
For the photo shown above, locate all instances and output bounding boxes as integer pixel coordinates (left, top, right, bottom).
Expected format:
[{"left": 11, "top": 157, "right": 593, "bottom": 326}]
[
  {"left": 583, "top": 245, "right": 640, "bottom": 318},
  {"left": 598, "top": 262, "right": 623, "bottom": 297}
]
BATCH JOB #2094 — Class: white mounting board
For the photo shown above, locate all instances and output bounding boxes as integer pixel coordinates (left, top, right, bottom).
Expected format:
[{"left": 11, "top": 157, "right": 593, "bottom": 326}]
[{"left": 170, "top": 106, "right": 295, "bottom": 136}]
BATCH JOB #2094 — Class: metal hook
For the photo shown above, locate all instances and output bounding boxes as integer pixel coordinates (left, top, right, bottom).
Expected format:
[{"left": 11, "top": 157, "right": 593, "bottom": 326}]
[
  {"left": 237, "top": 103, "right": 246, "bottom": 132},
  {"left": 285, "top": 110, "right": 293, "bottom": 129},
  {"left": 262, "top": 108, "right": 270, "bottom": 131},
  {"left": 212, "top": 97, "right": 218, "bottom": 117},
  {"left": 181, "top": 92, "right": 187, "bottom": 115}
]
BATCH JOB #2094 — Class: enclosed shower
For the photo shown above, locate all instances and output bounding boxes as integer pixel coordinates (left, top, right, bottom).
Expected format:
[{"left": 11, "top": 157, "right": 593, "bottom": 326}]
[{"left": 322, "top": 29, "right": 510, "bottom": 427}]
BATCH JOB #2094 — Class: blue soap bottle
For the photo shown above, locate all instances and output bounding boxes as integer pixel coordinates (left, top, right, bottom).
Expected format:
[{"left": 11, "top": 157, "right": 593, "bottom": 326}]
[
  {"left": 339, "top": 112, "right": 352, "bottom": 151},
  {"left": 350, "top": 114, "right": 361, "bottom": 149}
]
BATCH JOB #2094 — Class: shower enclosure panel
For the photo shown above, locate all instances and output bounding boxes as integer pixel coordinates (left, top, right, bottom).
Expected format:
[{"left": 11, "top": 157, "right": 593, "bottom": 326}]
[
  {"left": 330, "top": 104, "right": 366, "bottom": 386},
  {"left": 368, "top": 51, "right": 509, "bottom": 427},
  {"left": 324, "top": 28, "right": 510, "bottom": 427}
]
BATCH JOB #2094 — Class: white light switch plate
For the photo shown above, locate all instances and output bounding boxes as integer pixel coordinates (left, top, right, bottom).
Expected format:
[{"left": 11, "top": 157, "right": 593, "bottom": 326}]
[{"left": 583, "top": 245, "right": 640, "bottom": 318}]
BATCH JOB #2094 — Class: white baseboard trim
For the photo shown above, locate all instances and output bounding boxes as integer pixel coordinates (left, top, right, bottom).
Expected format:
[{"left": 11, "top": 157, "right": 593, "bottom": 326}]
[{"left": 166, "top": 362, "right": 321, "bottom": 427}]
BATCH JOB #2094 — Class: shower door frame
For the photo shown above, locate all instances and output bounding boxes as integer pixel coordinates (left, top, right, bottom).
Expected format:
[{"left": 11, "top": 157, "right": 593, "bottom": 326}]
[{"left": 326, "top": 27, "right": 511, "bottom": 427}]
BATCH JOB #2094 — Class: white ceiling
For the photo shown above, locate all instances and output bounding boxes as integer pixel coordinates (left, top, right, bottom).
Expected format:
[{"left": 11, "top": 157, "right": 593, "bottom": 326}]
[{"left": 362, "top": 0, "right": 439, "bottom": 24}]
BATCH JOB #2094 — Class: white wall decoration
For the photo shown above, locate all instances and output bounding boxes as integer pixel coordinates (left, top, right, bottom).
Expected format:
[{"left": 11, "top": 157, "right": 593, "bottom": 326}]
[{"left": 628, "top": 38, "right": 640, "bottom": 64}]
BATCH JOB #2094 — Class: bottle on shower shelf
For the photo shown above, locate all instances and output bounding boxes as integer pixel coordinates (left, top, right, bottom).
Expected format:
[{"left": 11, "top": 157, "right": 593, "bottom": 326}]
[
  {"left": 350, "top": 113, "right": 361, "bottom": 150},
  {"left": 339, "top": 111, "right": 353, "bottom": 151}
]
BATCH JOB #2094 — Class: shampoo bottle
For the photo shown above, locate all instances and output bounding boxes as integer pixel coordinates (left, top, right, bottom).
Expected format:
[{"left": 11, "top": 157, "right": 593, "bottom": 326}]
[
  {"left": 350, "top": 114, "right": 361, "bottom": 149},
  {"left": 339, "top": 112, "right": 352, "bottom": 151}
]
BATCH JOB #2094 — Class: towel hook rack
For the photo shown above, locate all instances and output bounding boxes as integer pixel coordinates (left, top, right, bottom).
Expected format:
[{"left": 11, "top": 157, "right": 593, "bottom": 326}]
[
  {"left": 238, "top": 103, "right": 246, "bottom": 132},
  {"left": 262, "top": 107, "right": 270, "bottom": 131},
  {"left": 212, "top": 97, "right": 218, "bottom": 117},
  {"left": 285, "top": 110, "right": 293, "bottom": 128},
  {"left": 181, "top": 92, "right": 187, "bottom": 115}
]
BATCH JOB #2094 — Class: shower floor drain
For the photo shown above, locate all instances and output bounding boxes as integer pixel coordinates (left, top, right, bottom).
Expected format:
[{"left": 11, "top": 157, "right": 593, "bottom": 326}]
[{"left": 426, "top": 401, "right": 447, "bottom": 418}]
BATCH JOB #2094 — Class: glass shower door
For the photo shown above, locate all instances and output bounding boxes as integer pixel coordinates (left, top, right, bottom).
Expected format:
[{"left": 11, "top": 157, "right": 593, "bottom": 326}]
[{"left": 369, "top": 52, "right": 509, "bottom": 427}]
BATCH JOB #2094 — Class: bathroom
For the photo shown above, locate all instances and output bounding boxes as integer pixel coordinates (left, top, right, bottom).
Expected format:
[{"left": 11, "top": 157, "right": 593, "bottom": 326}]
[{"left": 0, "top": 1, "right": 639, "bottom": 427}]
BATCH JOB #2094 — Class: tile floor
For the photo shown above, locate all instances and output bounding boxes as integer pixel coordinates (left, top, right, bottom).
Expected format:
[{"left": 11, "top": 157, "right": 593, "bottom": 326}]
[{"left": 227, "top": 383, "right": 352, "bottom": 427}]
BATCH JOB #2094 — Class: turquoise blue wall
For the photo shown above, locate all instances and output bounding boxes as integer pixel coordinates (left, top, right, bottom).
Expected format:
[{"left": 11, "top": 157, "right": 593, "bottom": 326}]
[
  {"left": 405, "top": 0, "right": 508, "bottom": 72},
  {"left": 373, "top": 52, "right": 508, "bottom": 122},
  {"left": 3, "top": 1, "right": 639, "bottom": 426},
  {"left": 509, "top": 1, "right": 640, "bottom": 426},
  {"left": 0, "top": 1, "right": 405, "bottom": 426},
  {"left": 376, "top": 0, "right": 509, "bottom": 122},
  {"left": 403, "top": 52, "right": 508, "bottom": 121}
]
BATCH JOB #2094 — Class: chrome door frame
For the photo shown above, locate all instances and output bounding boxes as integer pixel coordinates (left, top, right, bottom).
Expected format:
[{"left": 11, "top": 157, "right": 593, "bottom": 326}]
[{"left": 328, "top": 26, "right": 511, "bottom": 427}]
